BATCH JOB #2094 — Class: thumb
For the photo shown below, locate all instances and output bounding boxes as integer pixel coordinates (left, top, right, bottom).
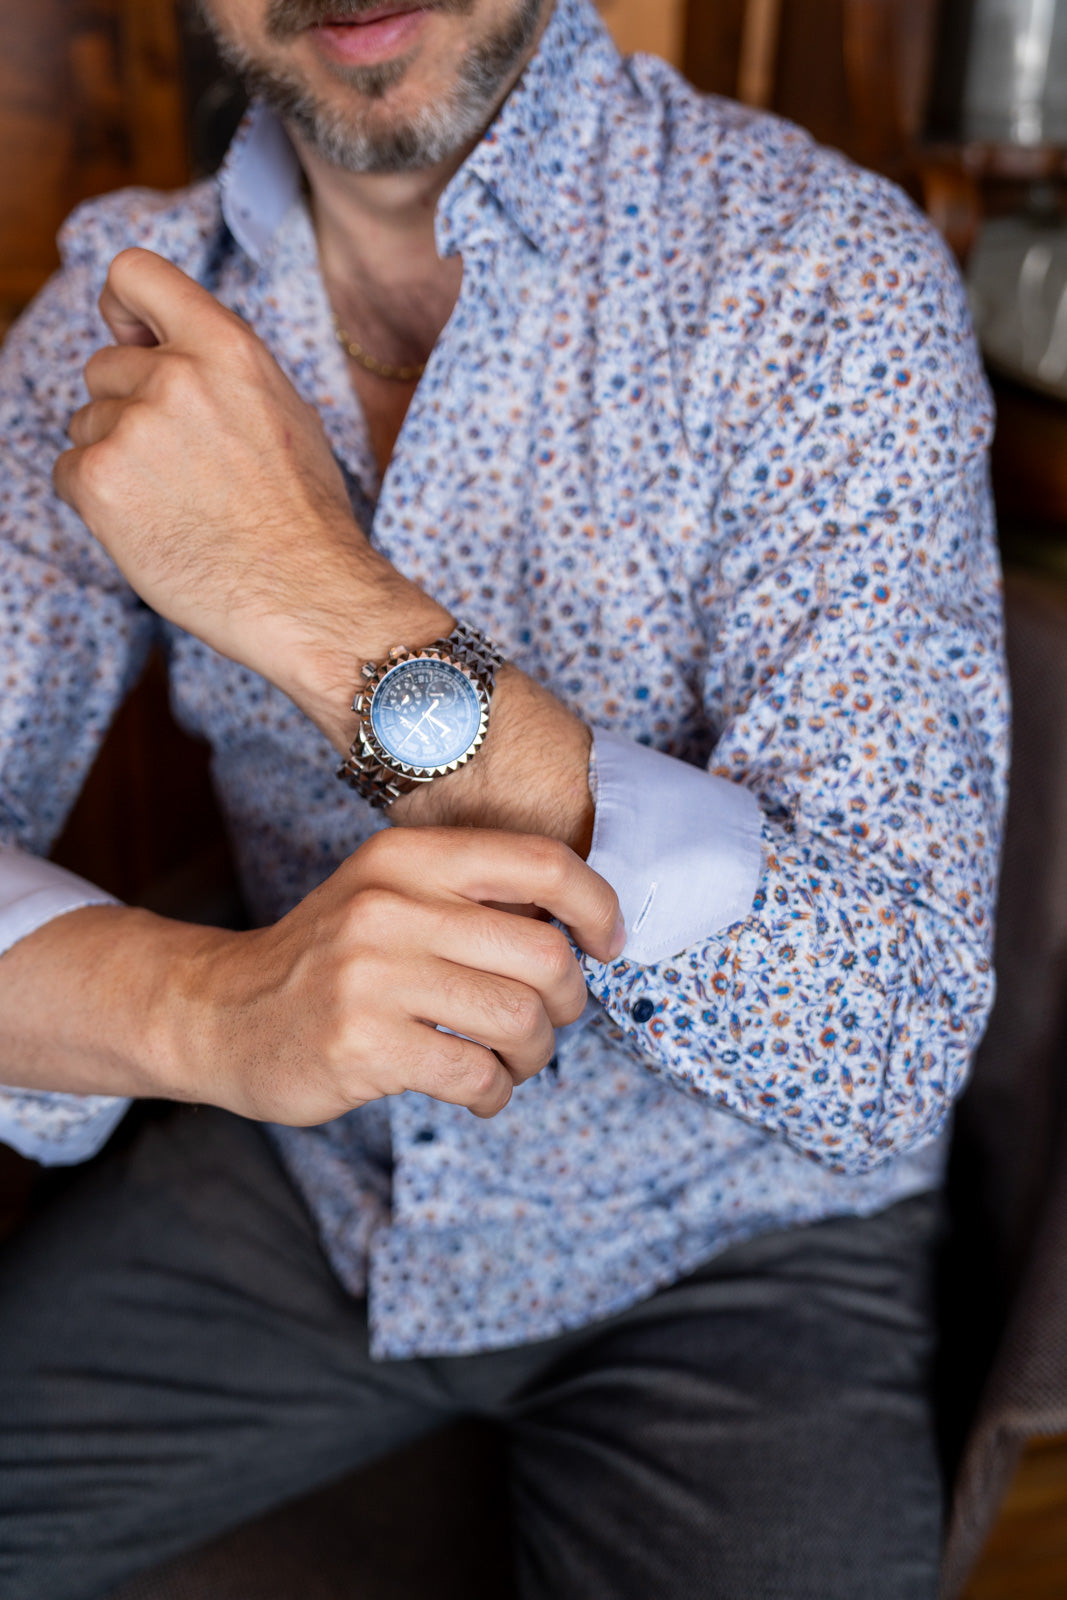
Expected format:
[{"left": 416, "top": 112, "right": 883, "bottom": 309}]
[{"left": 97, "top": 247, "right": 221, "bottom": 349}]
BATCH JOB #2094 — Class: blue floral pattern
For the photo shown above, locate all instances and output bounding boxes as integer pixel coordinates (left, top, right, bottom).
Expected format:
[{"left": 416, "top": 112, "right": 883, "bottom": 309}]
[{"left": 0, "top": 0, "right": 1006, "bottom": 1357}]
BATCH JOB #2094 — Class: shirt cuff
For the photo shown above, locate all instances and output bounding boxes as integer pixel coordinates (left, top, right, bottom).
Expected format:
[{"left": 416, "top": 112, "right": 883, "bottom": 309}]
[
  {"left": 0, "top": 846, "right": 120, "bottom": 957},
  {"left": 0, "top": 1089, "right": 131, "bottom": 1165},
  {"left": 586, "top": 729, "right": 762, "bottom": 966},
  {"left": 0, "top": 847, "right": 129, "bottom": 1165}
]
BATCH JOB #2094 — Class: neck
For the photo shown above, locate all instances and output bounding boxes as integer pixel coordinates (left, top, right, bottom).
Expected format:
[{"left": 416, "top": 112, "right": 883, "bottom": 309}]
[
  {"left": 292, "top": 0, "right": 556, "bottom": 306},
  {"left": 299, "top": 143, "right": 468, "bottom": 378},
  {"left": 298, "top": 142, "right": 466, "bottom": 288}
]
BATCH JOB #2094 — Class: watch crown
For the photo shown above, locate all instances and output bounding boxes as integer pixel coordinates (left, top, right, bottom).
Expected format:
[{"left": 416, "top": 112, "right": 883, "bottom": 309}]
[{"left": 361, "top": 661, "right": 378, "bottom": 679}]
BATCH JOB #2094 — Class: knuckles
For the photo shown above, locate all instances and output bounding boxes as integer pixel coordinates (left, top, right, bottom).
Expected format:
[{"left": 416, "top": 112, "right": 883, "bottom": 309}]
[
  {"left": 144, "top": 353, "right": 201, "bottom": 409},
  {"left": 210, "top": 316, "right": 265, "bottom": 375},
  {"left": 352, "top": 827, "right": 404, "bottom": 876},
  {"left": 415, "top": 1032, "right": 503, "bottom": 1111},
  {"left": 65, "top": 436, "right": 123, "bottom": 511},
  {"left": 517, "top": 832, "right": 573, "bottom": 889},
  {"left": 527, "top": 924, "right": 578, "bottom": 987},
  {"left": 487, "top": 983, "right": 544, "bottom": 1042},
  {"left": 343, "top": 882, "right": 413, "bottom": 944},
  {"left": 459, "top": 1055, "right": 510, "bottom": 1114}
]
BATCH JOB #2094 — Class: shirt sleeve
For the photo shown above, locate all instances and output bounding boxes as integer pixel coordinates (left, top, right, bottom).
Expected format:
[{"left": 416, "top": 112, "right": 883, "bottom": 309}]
[
  {"left": 0, "top": 248, "right": 155, "bottom": 1165},
  {"left": 580, "top": 179, "right": 1007, "bottom": 1178}
]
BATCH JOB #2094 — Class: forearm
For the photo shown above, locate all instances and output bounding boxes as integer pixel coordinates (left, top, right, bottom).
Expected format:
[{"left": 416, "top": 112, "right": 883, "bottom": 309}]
[
  {"left": 0, "top": 905, "right": 220, "bottom": 1103},
  {"left": 1, "top": 830, "right": 622, "bottom": 1149},
  {"left": 49, "top": 249, "right": 593, "bottom": 856}
]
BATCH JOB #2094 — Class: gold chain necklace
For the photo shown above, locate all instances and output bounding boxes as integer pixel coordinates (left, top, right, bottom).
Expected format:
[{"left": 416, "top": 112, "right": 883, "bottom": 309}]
[{"left": 331, "top": 312, "right": 427, "bottom": 384}]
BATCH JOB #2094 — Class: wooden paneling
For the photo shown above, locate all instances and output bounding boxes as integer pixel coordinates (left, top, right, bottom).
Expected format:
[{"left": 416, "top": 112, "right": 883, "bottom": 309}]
[
  {"left": 684, "top": 0, "right": 941, "bottom": 181},
  {"left": 598, "top": 0, "right": 686, "bottom": 64},
  {"left": 0, "top": 0, "right": 74, "bottom": 329},
  {"left": 684, "top": 0, "right": 749, "bottom": 99},
  {"left": 0, "top": 0, "right": 186, "bottom": 338},
  {"left": 684, "top": 0, "right": 865, "bottom": 150}
]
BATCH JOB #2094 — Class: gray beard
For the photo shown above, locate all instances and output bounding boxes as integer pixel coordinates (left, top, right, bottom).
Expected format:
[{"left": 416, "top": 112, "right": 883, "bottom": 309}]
[{"left": 205, "top": 0, "right": 546, "bottom": 174}]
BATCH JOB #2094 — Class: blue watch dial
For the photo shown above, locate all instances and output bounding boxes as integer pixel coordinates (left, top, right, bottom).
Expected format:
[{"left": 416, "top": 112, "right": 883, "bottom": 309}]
[{"left": 370, "top": 659, "right": 483, "bottom": 769}]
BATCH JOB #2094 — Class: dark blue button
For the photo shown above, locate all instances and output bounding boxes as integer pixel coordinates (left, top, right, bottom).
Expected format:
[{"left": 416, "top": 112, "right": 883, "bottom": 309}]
[
  {"left": 631, "top": 998, "right": 656, "bottom": 1024},
  {"left": 415, "top": 1128, "right": 436, "bottom": 1144}
]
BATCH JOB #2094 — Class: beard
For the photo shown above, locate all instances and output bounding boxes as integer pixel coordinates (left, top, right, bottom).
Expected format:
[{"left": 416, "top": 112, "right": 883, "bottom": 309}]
[{"left": 202, "top": 0, "right": 547, "bottom": 174}]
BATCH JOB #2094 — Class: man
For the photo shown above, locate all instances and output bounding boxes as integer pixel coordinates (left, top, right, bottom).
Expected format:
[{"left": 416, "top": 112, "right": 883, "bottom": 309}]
[{"left": 0, "top": 0, "right": 1006, "bottom": 1595}]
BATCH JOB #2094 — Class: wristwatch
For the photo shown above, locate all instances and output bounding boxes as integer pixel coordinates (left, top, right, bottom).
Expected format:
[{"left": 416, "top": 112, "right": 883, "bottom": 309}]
[{"left": 337, "top": 621, "right": 505, "bottom": 809}]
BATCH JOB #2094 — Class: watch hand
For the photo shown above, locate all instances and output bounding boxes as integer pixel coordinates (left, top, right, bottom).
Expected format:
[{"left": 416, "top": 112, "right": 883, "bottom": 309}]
[{"left": 397, "top": 699, "right": 442, "bottom": 753}]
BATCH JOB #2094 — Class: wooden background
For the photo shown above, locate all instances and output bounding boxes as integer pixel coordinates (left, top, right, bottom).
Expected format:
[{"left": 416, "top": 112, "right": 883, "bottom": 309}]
[
  {"left": 0, "top": 4, "right": 1065, "bottom": 1594},
  {"left": 0, "top": 0, "right": 950, "bottom": 340}
]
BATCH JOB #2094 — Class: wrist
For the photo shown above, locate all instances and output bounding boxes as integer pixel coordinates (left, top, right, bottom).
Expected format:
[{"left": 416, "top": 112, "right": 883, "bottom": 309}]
[
  {"left": 391, "top": 666, "right": 596, "bottom": 856},
  {"left": 147, "top": 920, "right": 250, "bottom": 1109},
  {"left": 32, "top": 906, "right": 234, "bottom": 1106},
  {"left": 274, "top": 549, "right": 454, "bottom": 756}
]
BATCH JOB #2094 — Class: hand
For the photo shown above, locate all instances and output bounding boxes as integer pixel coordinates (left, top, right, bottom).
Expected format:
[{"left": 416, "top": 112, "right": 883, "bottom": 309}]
[
  {"left": 58, "top": 252, "right": 596, "bottom": 854},
  {"left": 185, "top": 827, "right": 625, "bottom": 1125},
  {"left": 53, "top": 248, "right": 450, "bottom": 739}
]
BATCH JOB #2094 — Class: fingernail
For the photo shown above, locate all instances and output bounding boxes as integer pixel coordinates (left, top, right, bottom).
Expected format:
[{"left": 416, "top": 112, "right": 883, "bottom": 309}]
[{"left": 609, "top": 913, "right": 627, "bottom": 961}]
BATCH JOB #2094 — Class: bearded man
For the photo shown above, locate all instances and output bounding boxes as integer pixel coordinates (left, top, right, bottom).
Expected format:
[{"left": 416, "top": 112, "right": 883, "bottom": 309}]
[{"left": 0, "top": 1, "right": 1006, "bottom": 1596}]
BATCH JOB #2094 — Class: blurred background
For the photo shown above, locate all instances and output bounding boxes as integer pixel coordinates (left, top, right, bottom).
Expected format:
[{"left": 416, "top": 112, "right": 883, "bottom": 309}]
[{"left": 2, "top": 5, "right": 1067, "bottom": 1595}]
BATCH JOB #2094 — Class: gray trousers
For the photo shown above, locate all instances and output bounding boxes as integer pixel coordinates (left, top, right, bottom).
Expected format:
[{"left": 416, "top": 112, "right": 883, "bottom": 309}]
[{"left": 0, "top": 1104, "right": 945, "bottom": 1600}]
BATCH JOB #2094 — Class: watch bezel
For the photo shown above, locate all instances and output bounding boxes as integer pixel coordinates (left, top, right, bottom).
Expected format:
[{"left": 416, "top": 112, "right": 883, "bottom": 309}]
[{"left": 352, "top": 643, "right": 492, "bottom": 784}]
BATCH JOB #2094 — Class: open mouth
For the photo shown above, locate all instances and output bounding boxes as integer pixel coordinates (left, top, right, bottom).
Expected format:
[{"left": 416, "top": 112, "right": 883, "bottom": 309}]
[{"left": 311, "top": 4, "right": 433, "bottom": 65}]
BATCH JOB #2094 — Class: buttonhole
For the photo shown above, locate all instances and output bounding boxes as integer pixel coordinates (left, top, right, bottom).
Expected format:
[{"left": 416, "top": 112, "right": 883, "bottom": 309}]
[{"left": 632, "top": 882, "right": 658, "bottom": 938}]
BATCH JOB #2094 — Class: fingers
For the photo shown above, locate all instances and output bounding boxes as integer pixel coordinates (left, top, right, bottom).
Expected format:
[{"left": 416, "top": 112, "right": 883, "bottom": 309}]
[
  {"left": 416, "top": 963, "right": 557, "bottom": 1085},
  {"left": 83, "top": 343, "right": 160, "bottom": 400},
  {"left": 422, "top": 899, "right": 588, "bottom": 1027},
  {"left": 397, "top": 1022, "right": 515, "bottom": 1118},
  {"left": 359, "top": 829, "right": 625, "bottom": 963},
  {"left": 99, "top": 247, "right": 240, "bottom": 350},
  {"left": 52, "top": 444, "right": 86, "bottom": 510},
  {"left": 330, "top": 900, "right": 562, "bottom": 1087},
  {"left": 67, "top": 398, "right": 128, "bottom": 449}
]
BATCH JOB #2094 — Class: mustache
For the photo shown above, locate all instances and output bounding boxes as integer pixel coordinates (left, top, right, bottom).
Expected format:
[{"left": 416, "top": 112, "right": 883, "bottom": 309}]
[{"left": 265, "top": 0, "right": 473, "bottom": 39}]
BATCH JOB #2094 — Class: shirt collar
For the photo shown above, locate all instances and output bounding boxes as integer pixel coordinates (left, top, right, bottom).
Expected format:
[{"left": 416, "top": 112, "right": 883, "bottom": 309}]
[
  {"left": 217, "top": 0, "right": 622, "bottom": 267},
  {"left": 217, "top": 99, "right": 303, "bottom": 264}
]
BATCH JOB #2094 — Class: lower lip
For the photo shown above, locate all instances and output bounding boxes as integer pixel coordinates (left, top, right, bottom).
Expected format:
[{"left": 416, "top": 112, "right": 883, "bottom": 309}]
[{"left": 311, "top": 9, "right": 430, "bottom": 66}]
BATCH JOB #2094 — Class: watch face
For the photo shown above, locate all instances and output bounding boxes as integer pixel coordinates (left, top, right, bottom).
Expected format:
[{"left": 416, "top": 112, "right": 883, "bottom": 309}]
[{"left": 370, "top": 658, "right": 483, "bottom": 770}]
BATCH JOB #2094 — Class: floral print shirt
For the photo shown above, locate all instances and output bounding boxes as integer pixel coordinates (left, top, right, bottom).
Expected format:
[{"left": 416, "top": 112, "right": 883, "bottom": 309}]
[{"left": 0, "top": 0, "right": 1006, "bottom": 1357}]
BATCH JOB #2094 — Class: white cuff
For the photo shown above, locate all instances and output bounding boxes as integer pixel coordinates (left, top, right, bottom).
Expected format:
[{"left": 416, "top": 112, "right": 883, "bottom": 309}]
[
  {"left": 0, "top": 847, "right": 128, "bottom": 1165},
  {"left": 0, "top": 847, "right": 119, "bottom": 958},
  {"left": 586, "top": 729, "right": 763, "bottom": 966}
]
